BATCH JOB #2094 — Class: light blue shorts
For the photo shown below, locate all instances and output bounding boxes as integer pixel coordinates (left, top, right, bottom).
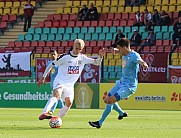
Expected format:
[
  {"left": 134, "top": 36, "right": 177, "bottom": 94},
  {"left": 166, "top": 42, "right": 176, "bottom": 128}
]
[{"left": 108, "top": 80, "right": 135, "bottom": 101}]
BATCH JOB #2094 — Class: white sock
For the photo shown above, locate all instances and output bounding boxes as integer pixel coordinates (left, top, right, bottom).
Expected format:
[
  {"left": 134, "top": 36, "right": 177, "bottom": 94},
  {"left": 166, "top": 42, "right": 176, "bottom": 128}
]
[
  {"left": 42, "top": 97, "right": 57, "bottom": 114},
  {"left": 58, "top": 106, "right": 70, "bottom": 118}
]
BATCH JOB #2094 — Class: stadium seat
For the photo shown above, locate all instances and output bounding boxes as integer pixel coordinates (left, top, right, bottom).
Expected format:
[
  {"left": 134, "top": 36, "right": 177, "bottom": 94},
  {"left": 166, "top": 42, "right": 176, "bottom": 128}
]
[
  {"left": 122, "top": 13, "right": 129, "bottom": 20},
  {"left": 15, "top": 41, "right": 23, "bottom": 47},
  {"left": 60, "top": 21, "right": 67, "bottom": 27},
  {"left": 84, "top": 41, "right": 90, "bottom": 47},
  {"left": 69, "top": 14, "right": 77, "bottom": 21},
  {"left": 76, "top": 21, "right": 83, "bottom": 27},
  {"left": 96, "top": 1, "right": 103, "bottom": 6},
  {"left": 68, "top": 21, "right": 75, "bottom": 27},
  {"left": 164, "top": 45, "right": 171, "bottom": 52},
  {"left": 84, "top": 21, "right": 91, "bottom": 27},
  {"left": 54, "top": 41, "right": 61, "bottom": 47},
  {"left": 48, "top": 34, "right": 55, "bottom": 41},
  {"left": 97, "top": 41, "right": 104, "bottom": 47},
  {"left": 99, "top": 33, "right": 106, "bottom": 40},
  {"left": 117, "top": 6, "right": 124, "bottom": 13},
  {"left": 73, "top": 1, "right": 80, "bottom": 7},
  {"left": 66, "top": 27, "right": 73, "bottom": 33},
  {"left": 71, "top": 34, "right": 77, "bottom": 40},
  {"left": 103, "top": 27, "right": 109, "bottom": 33},
  {"left": 103, "top": 71, "right": 109, "bottom": 78},
  {"left": 110, "top": 7, "right": 117, "bottom": 13},
  {"left": 85, "top": 33, "right": 91, "bottom": 40},
  {"left": 98, "top": 21, "right": 105, "bottom": 27},
  {"left": 120, "top": 20, "right": 127, "bottom": 26},
  {"left": 102, "top": 7, "right": 109, "bottom": 13},
  {"left": 112, "top": 20, "right": 120, "bottom": 26},
  {"left": 46, "top": 14, "right": 54, "bottom": 21},
  {"left": 156, "top": 40, "right": 162, "bottom": 46},
  {"left": 72, "top": 7, "right": 79, "bottom": 14},
  {"left": 52, "top": 21, "right": 59, "bottom": 28},
  {"left": 73, "top": 27, "right": 80, "bottom": 33},
  {"left": 62, "top": 14, "right": 69, "bottom": 20},
  {"left": 77, "top": 33, "right": 84, "bottom": 40},
  {"left": 92, "top": 33, "right": 98, "bottom": 40},
  {"left": 90, "top": 41, "right": 97, "bottom": 47},
  {"left": 44, "top": 21, "right": 52, "bottom": 28},
  {"left": 163, "top": 40, "right": 170, "bottom": 46},
  {"left": 91, "top": 21, "right": 98, "bottom": 27},
  {"left": 106, "top": 33, "right": 113, "bottom": 40},
  {"left": 55, "top": 34, "right": 62, "bottom": 41}
]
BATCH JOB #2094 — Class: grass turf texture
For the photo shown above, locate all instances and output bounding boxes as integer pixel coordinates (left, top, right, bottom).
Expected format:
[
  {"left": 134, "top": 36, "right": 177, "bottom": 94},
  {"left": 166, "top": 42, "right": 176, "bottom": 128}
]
[{"left": 0, "top": 108, "right": 181, "bottom": 138}]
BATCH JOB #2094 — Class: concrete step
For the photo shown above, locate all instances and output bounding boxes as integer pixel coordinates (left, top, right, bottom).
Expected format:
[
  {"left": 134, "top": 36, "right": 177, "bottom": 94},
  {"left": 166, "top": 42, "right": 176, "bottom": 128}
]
[
  {"left": 0, "top": 35, "right": 18, "bottom": 39},
  {"left": 3, "top": 32, "right": 22, "bottom": 36}
]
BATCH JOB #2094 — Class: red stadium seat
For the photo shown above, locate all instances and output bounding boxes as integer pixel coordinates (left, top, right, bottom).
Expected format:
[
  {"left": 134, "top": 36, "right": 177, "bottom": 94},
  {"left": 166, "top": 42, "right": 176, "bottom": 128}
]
[
  {"left": 105, "top": 20, "right": 112, "bottom": 27},
  {"left": 65, "top": 46, "right": 71, "bottom": 52},
  {"left": 8, "top": 41, "right": 15, "bottom": 47},
  {"left": 37, "top": 22, "right": 44, "bottom": 28},
  {"left": 44, "top": 21, "right": 52, "bottom": 27},
  {"left": 127, "top": 20, "right": 133, "bottom": 26},
  {"left": 113, "top": 20, "right": 120, "bottom": 26},
  {"left": 15, "top": 41, "right": 23, "bottom": 47},
  {"left": 129, "top": 13, "right": 135, "bottom": 20},
  {"left": 46, "top": 14, "right": 54, "bottom": 21},
  {"left": 62, "top": 41, "right": 68, "bottom": 47},
  {"left": 150, "top": 46, "right": 157, "bottom": 53},
  {"left": 36, "top": 47, "right": 43, "bottom": 53},
  {"left": 91, "top": 21, "right": 98, "bottom": 27},
  {"left": 59, "top": 21, "right": 67, "bottom": 27},
  {"left": 69, "top": 14, "right": 77, "bottom": 20},
  {"left": 84, "top": 41, "right": 90, "bottom": 47},
  {"left": 52, "top": 21, "right": 59, "bottom": 28},
  {"left": 31, "top": 41, "right": 38, "bottom": 47},
  {"left": 122, "top": 13, "right": 128, "bottom": 20},
  {"left": 164, "top": 45, "right": 171, "bottom": 52},
  {"left": 75, "top": 21, "right": 83, "bottom": 27},
  {"left": 68, "top": 41, "right": 74, "bottom": 47},
  {"left": 107, "top": 13, "right": 114, "bottom": 20},
  {"left": 23, "top": 41, "right": 31, "bottom": 47},
  {"left": 54, "top": 41, "right": 61, "bottom": 47},
  {"left": 0, "top": 22, "right": 7, "bottom": 29},
  {"left": 104, "top": 40, "right": 112, "bottom": 47},
  {"left": 54, "top": 14, "right": 62, "bottom": 21},
  {"left": 93, "top": 46, "right": 100, "bottom": 53},
  {"left": 44, "top": 47, "right": 50, "bottom": 53},
  {"left": 163, "top": 40, "right": 170, "bottom": 46},
  {"left": 156, "top": 40, "right": 162, "bottom": 46},
  {"left": 38, "top": 41, "right": 46, "bottom": 47},
  {"left": 99, "top": 13, "right": 107, "bottom": 20},
  {"left": 68, "top": 21, "right": 75, "bottom": 27},
  {"left": 114, "top": 13, "right": 121, "bottom": 20},
  {"left": 46, "top": 41, "right": 53, "bottom": 47},
  {"left": 2, "top": 14, "right": 9, "bottom": 22},
  {"left": 173, "top": 12, "right": 178, "bottom": 19},
  {"left": 58, "top": 46, "right": 65, "bottom": 54},
  {"left": 62, "top": 14, "right": 69, "bottom": 20},
  {"left": 97, "top": 41, "right": 104, "bottom": 47},
  {"left": 90, "top": 41, "right": 97, "bottom": 47},
  {"left": 157, "top": 46, "right": 164, "bottom": 52},
  {"left": 9, "top": 14, "right": 17, "bottom": 22},
  {"left": 143, "top": 46, "right": 150, "bottom": 52},
  {"left": 120, "top": 20, "right": 127, "bottom": 26},
  {"left": 98, "top": 21, "right": 105, "bottom": 27},
  {"left": 83, "top": 21, "right": 90, "bottom": 27},
  {"left": 86, "top": 47, "right": 92, "bottom": 54}
]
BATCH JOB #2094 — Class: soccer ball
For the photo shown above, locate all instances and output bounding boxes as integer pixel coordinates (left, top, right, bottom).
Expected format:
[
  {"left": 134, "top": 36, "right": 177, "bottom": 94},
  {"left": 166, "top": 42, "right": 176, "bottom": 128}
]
[{"left": 49, "top": 116, "right": 62, "bottom": 128}]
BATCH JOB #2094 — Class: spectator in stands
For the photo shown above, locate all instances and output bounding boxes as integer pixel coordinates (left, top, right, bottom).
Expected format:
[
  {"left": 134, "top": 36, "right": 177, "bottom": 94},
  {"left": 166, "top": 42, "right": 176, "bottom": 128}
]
[
  {"left": 23, "top": 0, "right": 34, "bottom": 32},
  {"left": 125, "top": 0, "right": 146, "bottom": 6},
  {"left": 172, "top": 16, "right": 181, "bottom": 46},
  {"left": 152, "top": 9, "right": 161, "bottom": 26},
  {"left": 112, "top": 29, "right": 125, "bottom": 48},
  {"left": 144, "top": 9, "right": 152, "bottom": 31},
  {"left": 179, "top": 11, "right": 181, "bottom": 17},
  {"left": 85, "top": 3, "right": 98, "bottom": 21},
  {"left": 130, "top": 29, "right": 142, "bottom": 46},
  {"left": 138, "top": 29, "right": 155, "bottom": 52},
  {"left": 77, "top": 4, "right": 88, "bottom": 21},
  {"left": 160, "top": 10, "right": 171, "bottom": 26},
  {"left": 133, "top": 11, "right": 144, "bottom": 26}
]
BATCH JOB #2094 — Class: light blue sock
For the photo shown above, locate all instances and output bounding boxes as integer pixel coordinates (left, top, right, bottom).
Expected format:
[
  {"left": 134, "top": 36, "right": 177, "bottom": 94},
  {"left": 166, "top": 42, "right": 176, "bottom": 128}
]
[
  {"left": 51, "top": 101, "right": 58, "bottom": 112},
  {"left": 99, "top": 104, "right": 113, "bottom": 125},
  {"left": 58, "top": 99, "right": 64, "bottom": 108},
  {"left": 113, "top": 102, "right": 124, "bottom": 116}
]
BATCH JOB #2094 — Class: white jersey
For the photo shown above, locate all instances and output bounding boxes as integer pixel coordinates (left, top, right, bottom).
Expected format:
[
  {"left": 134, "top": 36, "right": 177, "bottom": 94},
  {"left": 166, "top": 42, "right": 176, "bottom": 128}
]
[{"left": 49, "top": 51, "right": 102, "bottom": 89}]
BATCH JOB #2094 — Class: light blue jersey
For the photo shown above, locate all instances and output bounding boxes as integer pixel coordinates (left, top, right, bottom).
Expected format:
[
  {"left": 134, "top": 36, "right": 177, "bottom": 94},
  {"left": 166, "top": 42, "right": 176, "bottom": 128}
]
[
  {"left": 120, "top": 50, "right": 141, "bottom": 92},
  {"left": 47, "top": 60, "right": 58, "bottom": 89},
  {"left": 108, "top": 50, "right": 142, "bottom": 100}
]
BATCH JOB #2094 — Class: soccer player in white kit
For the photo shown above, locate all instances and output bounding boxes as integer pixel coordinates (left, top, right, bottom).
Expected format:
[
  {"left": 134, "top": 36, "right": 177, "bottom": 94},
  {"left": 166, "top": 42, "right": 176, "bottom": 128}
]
[{"left": 38, "top": 39, "right": 106, "bottom": 120}]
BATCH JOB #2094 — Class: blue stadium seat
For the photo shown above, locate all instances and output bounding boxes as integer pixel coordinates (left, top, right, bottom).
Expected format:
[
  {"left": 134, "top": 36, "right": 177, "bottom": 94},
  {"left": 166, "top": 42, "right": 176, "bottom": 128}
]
[
  {"left": 55, "top": 34, "right": 63, "bottom": 41},
  {"left": 81, "top": 27, "right": 88, "bottom": 33},
  {"left": 95, "top": 27, "right": 102, "bottom": 33},
  {"left": 48, "top": 34, "right": 55, "bottom": 41},
  {"left": 58, "top": 28, "right": 65, "bottom": 33},
  {"left": 78, "top": 33, "right": 84, "bottom": 39},
  {"left": 110, "top": 27, "right": 117, "bottom": 33},
  {"left": 43, "top": 28, "right": 50, "bottom": 34},
  {"left": 88, "top": 27, "right": 95, "bottom": 33},
  {"left": 50, "top": 28, "right": 58, "bottom": 34},
  {"left": 92, "top": 33, "right": 99, "bottom": 40},
  {"left": 35, "top": 28, "right": 42, "bottom": 34},
  {"left": 74, "top": 27, "right": 80, "bottom": 33},
  {"left": 66, "top": 27, "right": 73, "bottom": 33},
  {"left": 85, "top": 33, "right": 91, "bottom": 40},
  {"left": 18, "top": 34, "right": 24, "bottom": 41}
]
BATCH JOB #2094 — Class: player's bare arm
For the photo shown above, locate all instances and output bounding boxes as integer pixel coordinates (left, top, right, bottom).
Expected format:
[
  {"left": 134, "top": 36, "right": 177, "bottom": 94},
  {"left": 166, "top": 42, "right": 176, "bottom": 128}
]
[
  {"left": 139, "top": 60, "right": 149, "bottom": 69},
  {"left": 99, "top": 48, "right": 107, "bottom": 58}
]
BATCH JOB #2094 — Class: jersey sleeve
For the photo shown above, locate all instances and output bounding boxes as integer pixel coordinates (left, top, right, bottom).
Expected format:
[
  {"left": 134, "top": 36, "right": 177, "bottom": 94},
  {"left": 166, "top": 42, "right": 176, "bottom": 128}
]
[
  {"left": 52, "top": 54, "right": 66, "bottom": 66},
  {"left": 82, "top": 55, "right": 102, "bottom": 66},
  {"left": 133, "top": 53, "right": 143, "bottom": 64}
]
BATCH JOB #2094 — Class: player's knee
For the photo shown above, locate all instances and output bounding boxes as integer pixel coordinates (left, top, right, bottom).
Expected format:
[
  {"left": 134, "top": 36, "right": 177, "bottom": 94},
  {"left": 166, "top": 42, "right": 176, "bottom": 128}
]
[
  {"left": 53, "top": 90, "right": 60, "bottom": 99},
  {"left": 65, "top": 101, "right": 72, "bottom": 107}
]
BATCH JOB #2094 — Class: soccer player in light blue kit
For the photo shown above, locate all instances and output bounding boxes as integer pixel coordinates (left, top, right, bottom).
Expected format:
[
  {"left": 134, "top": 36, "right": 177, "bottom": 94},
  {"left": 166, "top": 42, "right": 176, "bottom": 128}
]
[
  {"left": 47, "top": 50, "right": 64, "bottom": 115},
  {"left": 89, "top": 38, "right": 148, "bottom": 128}
]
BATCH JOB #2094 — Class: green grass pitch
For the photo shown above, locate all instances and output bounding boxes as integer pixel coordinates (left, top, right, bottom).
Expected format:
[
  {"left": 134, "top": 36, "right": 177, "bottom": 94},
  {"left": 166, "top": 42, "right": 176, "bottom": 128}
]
[{"left": 0, "top": 108, "right": 181, "bottom": 138}]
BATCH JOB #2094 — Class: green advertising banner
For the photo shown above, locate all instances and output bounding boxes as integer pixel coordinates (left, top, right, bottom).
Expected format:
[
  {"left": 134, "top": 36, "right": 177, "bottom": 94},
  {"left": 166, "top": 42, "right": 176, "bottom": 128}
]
[
  {"left": 0, "top": 83, "right": 52, "bottom": 108},
  {"left": 0, "top": 83, "right": 99, "bottom": 109}
]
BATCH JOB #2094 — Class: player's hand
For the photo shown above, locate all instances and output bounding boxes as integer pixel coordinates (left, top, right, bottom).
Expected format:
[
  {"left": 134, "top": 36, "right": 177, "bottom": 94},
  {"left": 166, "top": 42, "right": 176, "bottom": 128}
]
[
  {"left": 142, "top": 62, "right": 149, "bottom": 69},
  {"left": 37, "top": 77, "right": 46, "bottom": 88},
  {"left": 99, "top": 48, "right": 107, "bottom": 58}
]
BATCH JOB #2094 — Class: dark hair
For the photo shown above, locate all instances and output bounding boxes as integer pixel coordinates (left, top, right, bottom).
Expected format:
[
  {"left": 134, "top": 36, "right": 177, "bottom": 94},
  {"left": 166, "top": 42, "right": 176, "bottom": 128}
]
[
  {"left": 116, "top": 38, "right": 130, "bottom": 48},
  {"left": 50, "top": 50, "right": 57, "bottom": 53}
]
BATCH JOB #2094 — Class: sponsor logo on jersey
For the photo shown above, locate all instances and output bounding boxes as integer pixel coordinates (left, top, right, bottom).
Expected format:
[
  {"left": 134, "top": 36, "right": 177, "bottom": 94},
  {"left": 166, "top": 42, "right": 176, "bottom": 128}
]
[{"left": 68, "top": 66, "right": 79, "bottom": 74}]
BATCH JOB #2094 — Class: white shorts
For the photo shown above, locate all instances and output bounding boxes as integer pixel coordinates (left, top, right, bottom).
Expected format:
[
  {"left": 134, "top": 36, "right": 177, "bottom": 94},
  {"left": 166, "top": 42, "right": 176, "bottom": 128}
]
[{"left": 53, "top": 83, "right": 74, "bottom": 102}]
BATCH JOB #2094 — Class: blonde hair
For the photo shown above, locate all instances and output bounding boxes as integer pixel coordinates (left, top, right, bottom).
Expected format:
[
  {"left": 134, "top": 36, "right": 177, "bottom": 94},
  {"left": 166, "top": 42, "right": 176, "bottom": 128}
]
[{"left": 74, "top": 39, "right": 85, "bottom": 49}]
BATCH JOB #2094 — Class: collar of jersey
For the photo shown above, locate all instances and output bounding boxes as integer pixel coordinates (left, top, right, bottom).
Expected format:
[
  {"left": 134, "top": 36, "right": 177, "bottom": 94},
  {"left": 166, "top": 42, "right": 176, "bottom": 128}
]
[{"left": 69, "top": 51, "right": 78, "bottom": 57}]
